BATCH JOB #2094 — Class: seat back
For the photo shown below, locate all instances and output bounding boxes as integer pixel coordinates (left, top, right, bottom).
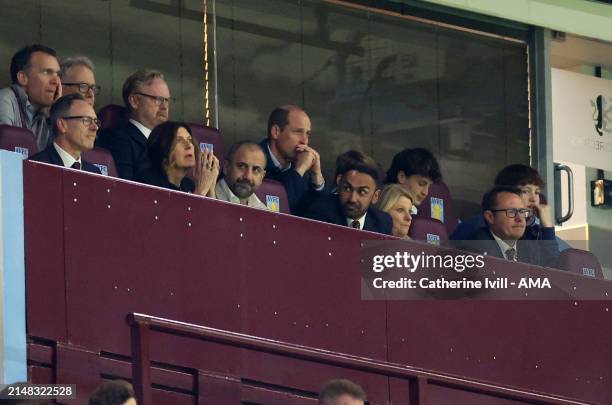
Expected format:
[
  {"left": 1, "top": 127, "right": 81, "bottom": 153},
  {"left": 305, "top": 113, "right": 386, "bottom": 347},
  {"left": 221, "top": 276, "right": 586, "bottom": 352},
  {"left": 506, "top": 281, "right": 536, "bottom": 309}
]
[
  {"left": 417, "top": 181, "right": 459, "bottom": 235},
  {"left": 0, "top": 124, "right": 38, "bottom": 158},
  {"left": 558, "top": 248, "right": 604, "bottom": 279},
  {"left": 188, "top": 124, "right": 225, "bottom": 163},
  {"left": 98, "top": 104, "right": 128, "bottom": 130},
  {"left": 408, "top": 216, "right": 448, "bottom": 245},
  {"left": 254, "top": 179, "right": 290, "bottom": 214},
  {"left": 81, "top": 147, "right": 118, "bottom": 177}
]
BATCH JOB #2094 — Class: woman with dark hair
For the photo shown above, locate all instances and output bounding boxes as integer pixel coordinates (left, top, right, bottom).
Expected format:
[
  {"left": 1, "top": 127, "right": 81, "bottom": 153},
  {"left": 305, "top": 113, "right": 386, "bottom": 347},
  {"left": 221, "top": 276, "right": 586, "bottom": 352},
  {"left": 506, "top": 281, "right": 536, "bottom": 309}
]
[{"left": 136, "top": 121, "right": 219, "bottom": 197}]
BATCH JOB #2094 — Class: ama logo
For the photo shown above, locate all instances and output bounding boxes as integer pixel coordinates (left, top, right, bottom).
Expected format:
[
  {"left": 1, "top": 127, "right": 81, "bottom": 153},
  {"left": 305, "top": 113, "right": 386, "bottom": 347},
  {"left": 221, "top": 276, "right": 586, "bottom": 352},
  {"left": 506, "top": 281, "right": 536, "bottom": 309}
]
[{"left": 591, "top": 95, "right": 612, "bottom": 136}]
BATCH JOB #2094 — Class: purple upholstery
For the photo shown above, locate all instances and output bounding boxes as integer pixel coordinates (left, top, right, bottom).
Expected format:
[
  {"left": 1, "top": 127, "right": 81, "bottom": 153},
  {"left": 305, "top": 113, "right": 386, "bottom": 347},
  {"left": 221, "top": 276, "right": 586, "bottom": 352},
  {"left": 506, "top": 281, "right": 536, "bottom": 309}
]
[
  {"left": 558, "top": 248, "right": 604, "bottom": 279},
  {"left": 416, "top": 181, "right": 459, "bottom": 235},
  {"left": 408, "top": 216, "right": 448, "bottom": 244},
  {"left": 0, "top": 124, "right": 38, "bottom": 158},
  {"left": 98, "top": 104, "right": 128, "bottom": 130},
  {"left": 254, "top": 179, "right": 290, "bottom": 214},
  {"left": 81, "top": 147, "right": 118, "bottom": 177},
  {"left": 188, "top": 124, "right": 225, "bottom": 163}
]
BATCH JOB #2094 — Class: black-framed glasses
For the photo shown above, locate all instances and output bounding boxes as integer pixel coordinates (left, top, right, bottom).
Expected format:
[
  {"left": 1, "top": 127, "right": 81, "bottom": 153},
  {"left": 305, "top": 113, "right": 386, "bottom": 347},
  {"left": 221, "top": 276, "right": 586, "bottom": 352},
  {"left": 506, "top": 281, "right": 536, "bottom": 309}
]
[
  {"left": 62, "top": 116, "right": 101, "bottom": 127},
  {"left": 489, "top": 208, "right": 531, "bottom": 218},
  {"left": 63, "top": 82, "right": 101, "bottom": 95},
  {"left": 134, "top": 92, "right": 172, "bottom": 106}
]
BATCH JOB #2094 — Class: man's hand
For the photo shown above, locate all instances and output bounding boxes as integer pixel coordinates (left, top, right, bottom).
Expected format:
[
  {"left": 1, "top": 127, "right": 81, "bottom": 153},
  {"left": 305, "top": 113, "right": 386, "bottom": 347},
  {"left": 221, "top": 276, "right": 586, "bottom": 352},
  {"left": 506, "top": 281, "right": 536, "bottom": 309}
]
[
  {"left": 294, "top": 145, "right": 315, "bottom": 176},
  {"left": 536, "top": 203, "right": 553, "bottom": 227}
]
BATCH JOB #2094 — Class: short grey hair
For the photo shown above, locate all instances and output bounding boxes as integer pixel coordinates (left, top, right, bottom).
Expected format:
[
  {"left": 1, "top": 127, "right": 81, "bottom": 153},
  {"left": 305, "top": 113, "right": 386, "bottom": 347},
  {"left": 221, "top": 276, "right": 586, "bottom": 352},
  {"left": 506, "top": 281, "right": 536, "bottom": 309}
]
[
  {"left": 49, "top": 93, "right": 86, "bottom": 137},
  {"left": 60, "top": 56, "right": 95, "bottom": 78},
  {"left": 122, "top": 69, "right": 165, "bottom": 110}
]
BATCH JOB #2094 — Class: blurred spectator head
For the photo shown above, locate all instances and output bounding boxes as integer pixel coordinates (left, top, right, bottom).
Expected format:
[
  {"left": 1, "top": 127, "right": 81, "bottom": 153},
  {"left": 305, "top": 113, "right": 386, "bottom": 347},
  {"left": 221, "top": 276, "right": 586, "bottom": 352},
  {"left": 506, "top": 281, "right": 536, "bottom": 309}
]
[
  {"left": 49, "top": 93, "right": 98, "bottom": 157},
  {"left": 266, "top": 105, "right": 310, "bottom": 165},
  {"left": 482, "top": 186, "right": 528, "bottom": 241},
  {"left": 319, "top": 379, "right": 367, "bottom": 405},
  {"left": 147, "top": 121, "right": 198, "bottom": 173},
  {"left": 88, "top": 380, "right": 136, "bottom": 405},
  {"left": 494, "top": 163, "right": 545, "bottom": 214},
  {"left": 337, "top": 154, "right": 381, "bottom": 220}
]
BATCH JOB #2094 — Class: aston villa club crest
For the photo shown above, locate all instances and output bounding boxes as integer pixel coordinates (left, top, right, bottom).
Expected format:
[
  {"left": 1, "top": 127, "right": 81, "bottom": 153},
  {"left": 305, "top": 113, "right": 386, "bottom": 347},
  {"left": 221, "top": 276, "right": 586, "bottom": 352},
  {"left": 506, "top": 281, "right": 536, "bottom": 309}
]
[{"left": 591, "top": 95, "right": 612, "bottom": 136}]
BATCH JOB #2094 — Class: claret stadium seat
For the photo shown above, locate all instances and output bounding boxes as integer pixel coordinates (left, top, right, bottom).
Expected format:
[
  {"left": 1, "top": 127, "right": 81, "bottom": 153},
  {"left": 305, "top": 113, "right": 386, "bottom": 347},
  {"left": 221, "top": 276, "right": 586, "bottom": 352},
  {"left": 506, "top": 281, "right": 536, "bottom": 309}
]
[
  {"left": 408, "top": 216, "right": 448, "bottom": 244},
  {"left": 98, "top": 104, "right": 128, "bottom": 130},
  {"left": 188, "top": 123, "right": 225, "bottom": 163},
  {"left": 81, "top": 146, "right": 118, "bottom": 177},
  {"left": 255, "top": 179, "right": 290, "bottom": 214},
  {"left": 417, "top": 181, "right": 459, "bottom": 235},
  {"left": 0, "top": 124, "right": 38, "bottom": 159},
  {"left": 558, "top": 248, "right": 604, "bottom": 279}
]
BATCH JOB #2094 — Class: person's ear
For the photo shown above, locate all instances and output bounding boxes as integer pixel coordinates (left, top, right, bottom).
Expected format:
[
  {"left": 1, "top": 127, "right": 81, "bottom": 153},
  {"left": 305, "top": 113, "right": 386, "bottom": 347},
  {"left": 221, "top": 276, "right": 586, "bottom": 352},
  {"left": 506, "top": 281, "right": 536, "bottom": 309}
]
[
  {"left": 270, "top": 124, "right": 281, "bottom": 140},
  {"left": 483, "top": 210, "right": 494, "bottom": 226},
  {"left": 372, "top": 189, "right": 381, "bottom": 204},
  {"left": 56, "top": 118, "right": 68, "bottom": 136},
  {"left": 127, "top": 94, "right": 139, "bottom": 110},
  {"left": 397, "top": 170, "right": 406, "bottom": 184},
  {"left": 16, "top": 70, "right": 29, "bottom": 87}
]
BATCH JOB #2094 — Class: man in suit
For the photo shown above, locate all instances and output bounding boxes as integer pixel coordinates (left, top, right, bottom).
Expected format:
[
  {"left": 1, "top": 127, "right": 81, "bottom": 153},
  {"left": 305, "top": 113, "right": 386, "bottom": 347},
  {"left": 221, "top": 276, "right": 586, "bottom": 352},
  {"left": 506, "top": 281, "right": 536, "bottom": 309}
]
[
  {"left": 29, "top": 93, "right": 101, "bottom": 174},
  {"left": 303, "top": 155, "right": 392, "bottom": 235},
  {"left": 459, "top": 186, "right": 558, "bottom": 268},
  {"left": 260, "top": 105, "right": 325, "bottom": 214},
  {"left": 96, "top": 69, "right": 170, "bottom": 180}
]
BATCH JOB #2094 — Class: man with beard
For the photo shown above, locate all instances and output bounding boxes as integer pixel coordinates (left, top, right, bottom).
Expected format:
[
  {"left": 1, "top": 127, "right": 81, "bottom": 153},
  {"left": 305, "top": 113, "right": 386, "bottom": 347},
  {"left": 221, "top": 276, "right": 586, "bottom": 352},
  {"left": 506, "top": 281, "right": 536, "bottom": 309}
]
[
  {"left": 216, "top": 141, "right": 268, "bottom": 209},
  {"left": 302, "top": 154, "right": 392, "bottom": 235},
  {"left": 97, "top": 69, "right": 170, "bottom": 180}
]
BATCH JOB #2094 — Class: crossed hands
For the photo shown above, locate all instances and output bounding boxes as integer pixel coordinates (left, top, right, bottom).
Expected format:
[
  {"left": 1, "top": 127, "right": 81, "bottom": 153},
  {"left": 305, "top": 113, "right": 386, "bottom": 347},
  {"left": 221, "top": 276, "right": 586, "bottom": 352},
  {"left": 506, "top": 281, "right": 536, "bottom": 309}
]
[
  {"left": 294, "top": 145, "right": 324, "bottom": 187},
  {"left": 194, "top": 149, "right": 219, "bottom": 198}
]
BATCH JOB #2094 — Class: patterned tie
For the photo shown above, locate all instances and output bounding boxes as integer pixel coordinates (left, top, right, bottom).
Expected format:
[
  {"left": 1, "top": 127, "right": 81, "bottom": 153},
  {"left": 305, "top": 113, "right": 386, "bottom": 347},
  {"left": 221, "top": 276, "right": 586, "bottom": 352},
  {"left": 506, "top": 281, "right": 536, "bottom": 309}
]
[
  {"left": 505, "top": 248, "right": 517, "bottom": 261},
  {"left": 351, "top": 220, "right": 360, "bottom": 229},
  {"left": 71, "top": 162, "right": 81, "bottom": 170}
]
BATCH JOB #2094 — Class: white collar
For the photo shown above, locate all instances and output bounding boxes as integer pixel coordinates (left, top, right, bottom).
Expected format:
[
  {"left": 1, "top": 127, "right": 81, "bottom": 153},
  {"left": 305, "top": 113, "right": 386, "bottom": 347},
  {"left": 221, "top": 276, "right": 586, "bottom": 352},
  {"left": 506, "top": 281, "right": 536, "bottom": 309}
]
[
  {"left": 53, "top": 142, "right": 81, "bottom": 169},
  {"left": 346, "top": 212, "right": 367, "bottom": 230},
  {"left": 215, "top": 178, "right": 267, "bottom": 209},
  {"left": 129, "top": 119, "right": 152, "bottom": 139},
  {"left": 490, "top": 230, "right": 518, "bottom": 260},
  {"left": 266, "top": 141, "right": 291, "bottom": 172}
]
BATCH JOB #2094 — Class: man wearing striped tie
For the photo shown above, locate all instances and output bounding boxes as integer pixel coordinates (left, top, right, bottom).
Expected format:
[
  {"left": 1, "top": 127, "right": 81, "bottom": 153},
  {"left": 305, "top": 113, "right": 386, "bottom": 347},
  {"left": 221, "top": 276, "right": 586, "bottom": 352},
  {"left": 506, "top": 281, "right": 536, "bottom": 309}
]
[{"left": 29, "top": 93, "right": 101, "bottom": 174}]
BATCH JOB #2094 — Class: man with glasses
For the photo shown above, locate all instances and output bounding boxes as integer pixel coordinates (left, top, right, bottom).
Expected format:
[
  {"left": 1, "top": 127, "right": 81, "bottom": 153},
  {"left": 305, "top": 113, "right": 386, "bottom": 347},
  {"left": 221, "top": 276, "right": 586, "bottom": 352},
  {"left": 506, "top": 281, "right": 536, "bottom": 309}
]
[
  {"left": 60, "top": 56, "right": 100, "bottom": 107},
  {"left": 30, "top": 93, "right": 101, "bottom": 174},
  {"left": 97, "top": 69, "right": 170, "bottom": 180},
  {"left": 0, "top": 44, "right": 61, "bottom": 150},
  {"left": 459, "top": 186, "right": 558, "bottom": 267}
]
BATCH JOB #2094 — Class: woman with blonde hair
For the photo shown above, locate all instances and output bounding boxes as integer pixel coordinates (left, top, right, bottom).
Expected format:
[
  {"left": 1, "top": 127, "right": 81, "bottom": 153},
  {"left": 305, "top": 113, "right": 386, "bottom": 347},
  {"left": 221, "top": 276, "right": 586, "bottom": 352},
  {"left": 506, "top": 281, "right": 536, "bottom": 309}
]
[{"left": 377, "top": 184, "right": 415, "bottom": 239}]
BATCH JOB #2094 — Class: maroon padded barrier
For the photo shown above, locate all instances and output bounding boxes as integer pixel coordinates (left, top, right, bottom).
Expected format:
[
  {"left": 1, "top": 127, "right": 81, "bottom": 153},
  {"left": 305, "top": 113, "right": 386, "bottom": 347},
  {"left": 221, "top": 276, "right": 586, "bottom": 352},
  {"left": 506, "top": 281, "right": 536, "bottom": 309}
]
[{"left": 23, "top": 161, "right": 612, "bottom": 404}]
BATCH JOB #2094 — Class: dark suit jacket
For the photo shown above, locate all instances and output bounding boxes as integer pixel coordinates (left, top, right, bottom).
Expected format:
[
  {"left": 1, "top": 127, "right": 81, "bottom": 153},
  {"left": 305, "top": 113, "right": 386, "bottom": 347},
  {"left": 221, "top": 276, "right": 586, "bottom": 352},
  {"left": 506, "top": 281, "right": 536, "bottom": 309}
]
[
  {"left": 97, "top": 122, "right": 150, "bottom": 180},
  {"left": 259, "top": 139, "right": 324, "bottom": 214},
  {"left": 135, "top": 166, "right": 195, "bottom": 193},
  {"left": 302, "top": 194, "right": 393, "bottom": 236},
  {"left": 29, "top": 144, "right": 101, "bottom": 174},
  {"left": 456, "top": 227, "right": 558, "bottom": 269}
]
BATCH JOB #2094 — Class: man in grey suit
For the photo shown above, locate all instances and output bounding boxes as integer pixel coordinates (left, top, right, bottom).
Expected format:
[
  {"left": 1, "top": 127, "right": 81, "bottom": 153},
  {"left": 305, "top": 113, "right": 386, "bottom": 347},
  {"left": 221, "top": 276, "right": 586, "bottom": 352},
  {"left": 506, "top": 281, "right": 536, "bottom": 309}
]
[{"left": 0, "top": 44, "right": 61, "bottom": 150}]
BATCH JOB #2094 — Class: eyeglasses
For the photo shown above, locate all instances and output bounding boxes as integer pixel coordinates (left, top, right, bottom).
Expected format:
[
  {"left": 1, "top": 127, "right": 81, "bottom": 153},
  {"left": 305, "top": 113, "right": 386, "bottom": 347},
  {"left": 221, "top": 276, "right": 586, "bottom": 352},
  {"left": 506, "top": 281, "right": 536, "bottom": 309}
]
[
  {"left": 489, "top": 208, "right": 531, "bottom": 218},
  {"left": 134, "top": 92, "right": 172, "bottom": 106},
  {"left": 63, "top": 82, "right": 101, "bottom": 95},
  {"left": 62, "top": 116, "right": 101, "bottom": 127}
]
